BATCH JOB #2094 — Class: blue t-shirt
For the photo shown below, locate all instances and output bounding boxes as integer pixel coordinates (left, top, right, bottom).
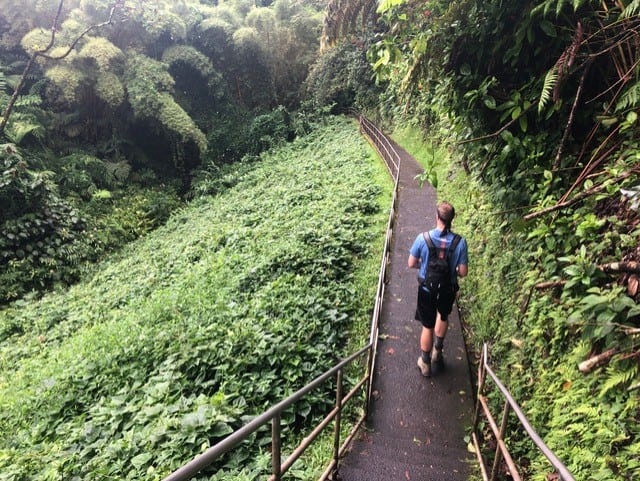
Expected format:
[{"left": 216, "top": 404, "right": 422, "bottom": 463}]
[{"left": 409, "top": 229, "right": 468, "bottom": 283}]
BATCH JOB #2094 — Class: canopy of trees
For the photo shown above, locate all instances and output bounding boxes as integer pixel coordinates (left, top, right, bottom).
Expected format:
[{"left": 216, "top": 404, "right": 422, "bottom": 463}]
[{"left": 0, "top": 0, "right": 326, "bottom": 302}]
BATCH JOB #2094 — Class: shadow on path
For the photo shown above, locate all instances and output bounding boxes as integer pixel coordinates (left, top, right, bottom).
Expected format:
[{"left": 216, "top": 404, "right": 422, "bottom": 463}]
[{"left": 336, "top": 136, "right": 475, "bottom": 481}]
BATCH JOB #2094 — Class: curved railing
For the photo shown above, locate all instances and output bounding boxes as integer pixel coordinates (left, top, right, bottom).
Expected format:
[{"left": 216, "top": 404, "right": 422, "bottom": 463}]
[
  {"left": 358, "top": 114, "right": 401, "bottom": 182},
  {"left": 160, "top": 113, "right": 402, "bottom": 481}
]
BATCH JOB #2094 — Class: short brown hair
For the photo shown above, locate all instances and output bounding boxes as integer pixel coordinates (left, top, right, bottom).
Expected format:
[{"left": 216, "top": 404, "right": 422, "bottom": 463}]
[{"left": 437, "top": 202, "right": 455, "bottom": 229}]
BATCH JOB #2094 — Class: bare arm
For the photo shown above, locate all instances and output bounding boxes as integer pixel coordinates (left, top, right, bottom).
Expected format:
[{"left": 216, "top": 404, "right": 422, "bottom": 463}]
[
  {"left": 408, "top": 255, "right": 420, "bottom": 269},
  {"left": 457, "top": 264, "right": 468, "bottom": 277}
]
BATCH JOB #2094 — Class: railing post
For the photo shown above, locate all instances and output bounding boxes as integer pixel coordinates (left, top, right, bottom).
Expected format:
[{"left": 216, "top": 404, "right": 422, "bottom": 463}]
[
  {"left": 472, "top": 348, "right": 487, "bottom": 434},
  {"left": 490, "top": 400, "right": 511, "bottom": 481},
  {"left": 364, "top": 343, "right": 374, "bottom": 420},
  {"left": 272, "top": 413, "right": 282, "bottom": 481},
  {"left": 333, "top": 369, "right": 344, "bottom": 468}
]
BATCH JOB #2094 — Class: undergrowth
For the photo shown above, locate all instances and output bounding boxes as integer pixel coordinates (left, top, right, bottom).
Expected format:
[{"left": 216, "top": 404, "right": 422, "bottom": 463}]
[
  {"left": 0, "top": 116, "right": 392, "bottom": 481},
  {"left": 392, "top": 125, "right": 640, "bottom": 480}
]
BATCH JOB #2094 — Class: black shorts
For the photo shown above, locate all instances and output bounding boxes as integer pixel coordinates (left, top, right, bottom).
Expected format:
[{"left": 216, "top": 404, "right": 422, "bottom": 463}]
[{"left": 414, "top": 284, "right": 455, "bottom": 329}]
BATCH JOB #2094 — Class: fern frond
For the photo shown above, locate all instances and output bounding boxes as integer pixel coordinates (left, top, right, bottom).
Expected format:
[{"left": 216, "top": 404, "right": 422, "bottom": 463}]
[
  {"left": 105, "top": 160, "right": 131, "bottom": 186},
  {"left": 28, "top": 79, "right": 47, "bottom": 96},
  {"left": 14, "top": 95, "right": 42, "bottom": 108},
  {"left": 533, "top": 0, "right": 584, "bottom": 17},
  {"left": 539, "top": 22, "right": 583, "bottom": 113},
  {"left": 5, "top": 74, "right": 23, "bottom": 90},
  {"left": 5, "top": 121, "right": 45, "bottom": 144},
  {"left": 622, "top": 0, "right": 640, "bottom": 19},
  {"left": 571, "top": 0, "right": 591, "bottom": 11},
  {"left": 556, "top": 0, "right": 569, "bottom": 16},
  {"left": 599, "top": 366, "right": 638, "bottom": 398},
  {"left": 615, "top": 81, "right": 640, "bottom": 112},
  {"left": 539, "top": 66, "right": 559, "bottom": 113}
]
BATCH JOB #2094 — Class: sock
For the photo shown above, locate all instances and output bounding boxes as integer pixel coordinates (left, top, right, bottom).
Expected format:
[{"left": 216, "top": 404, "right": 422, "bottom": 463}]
[
  {"left": 421, "top": 350, "right": 431, "bottom": 363},
  {"left": 434, "top": 336, "right": 444, "bottom": 351}
]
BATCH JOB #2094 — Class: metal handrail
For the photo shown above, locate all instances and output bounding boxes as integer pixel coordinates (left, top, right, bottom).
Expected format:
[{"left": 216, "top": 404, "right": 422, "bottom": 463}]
[
  {"left": 359, "top": 115, "right": 401, "bottom": 181},
  {"left": 160, "top": 113, "right": 403, "bottom": 481},
  {"left": 472, "top": 343, "right": 576, "bottom": 481},
  {"left": 164, "top": 347, "right": 370, "bottom": 481}
]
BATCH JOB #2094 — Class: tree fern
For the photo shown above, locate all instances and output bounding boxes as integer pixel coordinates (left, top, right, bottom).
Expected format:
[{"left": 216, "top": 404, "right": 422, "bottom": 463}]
[{"left": 105, "top": 160, "right": 131, "bottom": 187}]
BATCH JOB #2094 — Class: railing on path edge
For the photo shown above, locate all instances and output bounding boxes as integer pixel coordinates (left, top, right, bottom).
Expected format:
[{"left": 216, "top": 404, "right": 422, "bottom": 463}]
[
  {"left": 160, "top": 113, "right": 401, "bottom": 481},
  {"left": 473, "top": 343, "right": 575, "bottom": 481},
  {"left": 161, "top": 115, "right": 576, "bottom": 481}
]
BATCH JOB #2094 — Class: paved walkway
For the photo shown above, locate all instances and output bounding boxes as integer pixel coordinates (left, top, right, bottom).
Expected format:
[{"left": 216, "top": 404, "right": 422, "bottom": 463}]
[{"left": 336, "top": 136, "right": 475, "bottom": 481}]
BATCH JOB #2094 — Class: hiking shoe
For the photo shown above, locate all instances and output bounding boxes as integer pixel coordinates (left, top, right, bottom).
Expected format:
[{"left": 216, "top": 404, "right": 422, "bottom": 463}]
[
  {"left": 417, "top": 357, "right": 431, "bottom": 377},
  {"left": 432, "top": 349, "right": 444, "bottom": 367}
]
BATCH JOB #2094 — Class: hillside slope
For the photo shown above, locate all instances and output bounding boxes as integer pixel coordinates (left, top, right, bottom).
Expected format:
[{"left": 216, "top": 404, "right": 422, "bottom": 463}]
[{"left": 0, "top": 116, "right": 392, "bottom": 480}]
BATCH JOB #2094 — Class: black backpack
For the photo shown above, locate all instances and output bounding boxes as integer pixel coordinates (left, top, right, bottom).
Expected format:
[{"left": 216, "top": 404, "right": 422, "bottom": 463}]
[{"left": 422, "top": 232, "right": 461, "bottom": 293}]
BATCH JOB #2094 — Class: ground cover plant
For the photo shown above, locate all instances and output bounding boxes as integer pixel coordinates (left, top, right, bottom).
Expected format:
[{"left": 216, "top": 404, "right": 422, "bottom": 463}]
[{"left": 0, "top": 116, "right": 392, "bottom": 481}]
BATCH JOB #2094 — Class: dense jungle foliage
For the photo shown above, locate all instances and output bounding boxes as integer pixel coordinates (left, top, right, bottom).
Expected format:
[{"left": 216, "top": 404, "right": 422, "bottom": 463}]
[
  {"left": 0, "top": 0, "right": 327, "bottom": 303},
  {"left": 3, "top": 0, "right": 640, "bottom": 480},
  {"left": 332, "top": 0, "right": 639, "bottom": 479}
]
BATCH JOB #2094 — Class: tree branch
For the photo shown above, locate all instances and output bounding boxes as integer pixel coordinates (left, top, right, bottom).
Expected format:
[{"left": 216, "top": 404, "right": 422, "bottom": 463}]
[
  {"left": 599, "top": 261, "right": 640, "bottom": 274},
  {"left": 553, "top": 59, "right": 592, "bottom": 170},
  {"left": 523, "top": 168, "right": 636, "bottom": 221},
  {"left": 39, "top": 3, "right": 119, "bottom": 61},
  {"left": 578, "top": 348, "right": 617, "bottom": 374},
  {"left": 534, "top": 280, "right": 566, "bottom": 290}
]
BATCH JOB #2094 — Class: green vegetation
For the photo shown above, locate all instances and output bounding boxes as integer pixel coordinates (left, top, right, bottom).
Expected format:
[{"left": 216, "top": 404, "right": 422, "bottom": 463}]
[
  {"left": 0, "top": 117, "right": 392, "bottom": 480},
  {"left": 3, "top": 0, "right": 640, "bottom": 479},
  {"left": 0, "top": 0, "right": 327, "bottom": 303},
  {"left": 318, "top": 1, "right": 640, "bottom": 478}
]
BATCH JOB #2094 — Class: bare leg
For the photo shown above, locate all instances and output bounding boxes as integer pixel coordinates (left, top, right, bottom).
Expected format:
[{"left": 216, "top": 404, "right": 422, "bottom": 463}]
[
  {"left": 420, "top": 326, "right": 434, "bottom": 353},
  {"left": 434, "top": 312, "right": 448, "bottom": 338},
  {"left": 432, "top": 313, "right": 448, "bottom": 367},
  {"left": 417, "top": 326, "right": 434, "bottom": 377}
]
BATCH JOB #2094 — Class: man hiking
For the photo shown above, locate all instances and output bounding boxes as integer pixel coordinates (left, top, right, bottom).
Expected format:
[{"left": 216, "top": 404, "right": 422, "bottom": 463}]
[{"left": 408, "top": 201, "right": 468, "bottom": 378}]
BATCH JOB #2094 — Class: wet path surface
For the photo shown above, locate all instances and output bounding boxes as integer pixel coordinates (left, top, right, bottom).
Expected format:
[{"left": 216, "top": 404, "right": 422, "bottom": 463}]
[{"left": 336, "top": 136, "right": 475, "bottom": 481}]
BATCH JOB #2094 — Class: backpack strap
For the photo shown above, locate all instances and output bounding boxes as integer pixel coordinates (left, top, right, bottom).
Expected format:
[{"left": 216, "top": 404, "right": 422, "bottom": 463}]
[
  {"left": 424, "top": 232, "right": 461, "bottom": 259},
  {"left": 448, "top": 234, "right": 461, "bottom": 262},
  {"left": 423, "top": 232, "right": 436, "bottom": 254}
]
